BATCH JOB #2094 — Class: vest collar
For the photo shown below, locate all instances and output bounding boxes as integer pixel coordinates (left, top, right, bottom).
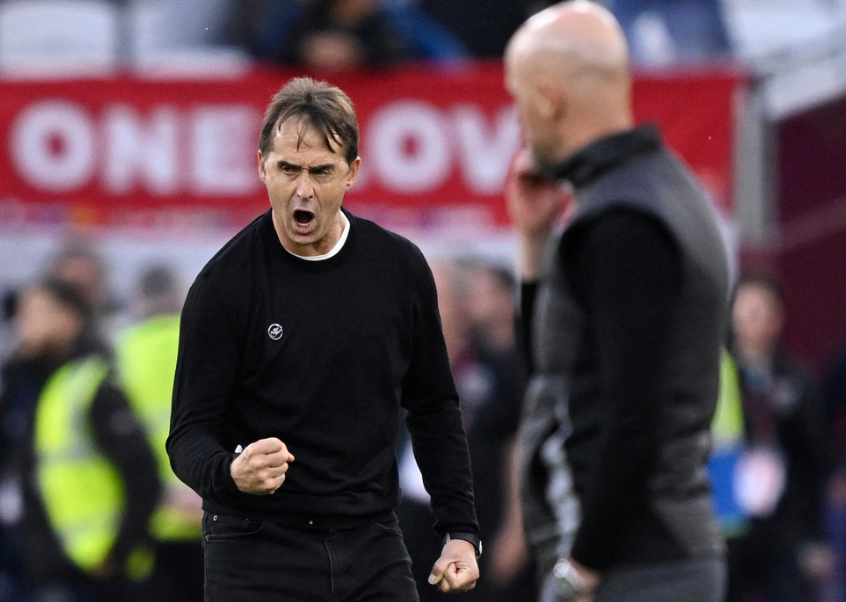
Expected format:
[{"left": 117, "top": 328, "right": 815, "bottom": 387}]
[{"left": 543, "top": 125, "right": 662, "bottom": 189}]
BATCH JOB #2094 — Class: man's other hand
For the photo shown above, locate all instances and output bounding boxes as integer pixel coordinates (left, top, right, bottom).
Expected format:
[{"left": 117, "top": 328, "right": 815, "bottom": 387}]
[
  {"left": 428, "top": 538, "right": 479, "bottom": 593},
  {"left": 230, "top": 437, "right": 295, "bottom": 495}
]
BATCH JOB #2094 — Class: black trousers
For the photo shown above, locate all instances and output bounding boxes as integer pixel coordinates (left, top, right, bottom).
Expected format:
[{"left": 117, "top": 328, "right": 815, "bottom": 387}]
[{"left": 202, "top": 512, "right": 419, "bottom": 602}]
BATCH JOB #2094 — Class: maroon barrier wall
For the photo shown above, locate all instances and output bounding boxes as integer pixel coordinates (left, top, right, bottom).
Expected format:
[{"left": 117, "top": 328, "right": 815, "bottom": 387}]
[{"left": 776, "top": 95, "right": 846, "bottom": 373}]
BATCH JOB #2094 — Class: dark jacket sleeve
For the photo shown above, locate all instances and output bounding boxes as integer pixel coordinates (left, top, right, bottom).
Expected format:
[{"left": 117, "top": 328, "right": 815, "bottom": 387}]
[
  {"left": 89, "top": 382, "right": 161, "bottom": 569},
  {"left": 564, "top": 210, "right": 683, "bottom": 569},
  {"left": 401, "top": 255, "right": 479, "bottom": 537},
  {"left": 518, "top": 281, "right": 539, "bottom": 373},
  {"left": 166, "top": 276, "right": 242, "bottom": 505}
]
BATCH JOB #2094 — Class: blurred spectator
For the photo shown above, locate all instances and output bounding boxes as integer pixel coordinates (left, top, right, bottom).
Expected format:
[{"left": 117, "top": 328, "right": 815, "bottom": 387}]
[
  {"left": 48, "top": 242, "right": 123, "bottom": 340},
  {"left": 726, "top": 273, "right": 833, "bottom": 602},
  {"left": 417, "top": 0, "right": 549, "bottom": 58},
  {"left": 464, "top": 260, "right": 538, "bottom": 599},
  {"left": 115, "top": 266, "right": 203, "bottom": 602},
  {"left": 396, "top": 258, "right": 536, "bottom": 601},
  {"left": 465, "top": 260, "right": 519, "bottom": 357},
  {"left": 49, "top": 243, "right": 110, "bottom": 316},
  {"left": 824, "top": 345, "right": 846, "bottom": 602},
  {"left": 234, "top": 0, "right": 468, "bottom": 72},
  {"left": 607, "top": 0, "right": 733, "bottom": 66},
  {"left": 0, "top": 278, "right": 160, "bottom": 602}
]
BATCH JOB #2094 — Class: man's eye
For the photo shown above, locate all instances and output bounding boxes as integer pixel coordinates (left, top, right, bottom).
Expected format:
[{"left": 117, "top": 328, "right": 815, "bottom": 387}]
[
  {"left": 312, "top": 170, "right": 333, "bottom": 181},
  {"left": 281, "top": 165, "right": 299, "bottom": 175}
]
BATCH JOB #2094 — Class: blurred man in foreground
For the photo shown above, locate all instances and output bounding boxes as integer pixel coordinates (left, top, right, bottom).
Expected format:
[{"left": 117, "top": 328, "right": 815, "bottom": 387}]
[{"left": 504, "top": 2, "right": 730, "bottom": 600}]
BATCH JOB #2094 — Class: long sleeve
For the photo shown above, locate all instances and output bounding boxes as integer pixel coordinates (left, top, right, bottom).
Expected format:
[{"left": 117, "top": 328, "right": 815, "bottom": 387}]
[
  {"left": 517, "top": 280, "right": 539, "bottom": 373},
  {"left": 89, "top": 382, "right": 161, "bottom": 568},
  {"left": 166, "top": 276, "right": 242, "bottom": 505},
  {"left": 564, "top": 210, "right": 683, "bottom": 569},
  {"left": 401, "top": 261, "right": 479, "bottom": 537}
]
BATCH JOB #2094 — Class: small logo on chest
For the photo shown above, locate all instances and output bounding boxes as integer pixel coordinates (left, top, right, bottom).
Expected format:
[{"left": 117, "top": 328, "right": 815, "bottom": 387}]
[{"left": 267, "top": 323, "right": 284, "bottom": 340}]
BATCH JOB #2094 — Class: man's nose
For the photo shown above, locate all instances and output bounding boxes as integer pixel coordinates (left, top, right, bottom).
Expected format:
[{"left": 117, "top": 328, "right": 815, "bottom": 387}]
[{"left": 296, "top": 173, "right": 315, "bottom": 199}]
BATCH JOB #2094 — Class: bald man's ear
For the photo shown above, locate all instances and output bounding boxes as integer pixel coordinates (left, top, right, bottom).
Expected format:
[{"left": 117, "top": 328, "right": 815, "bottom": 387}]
[{"left": 537, "top": 80, "right": 567, "bottom": 123}]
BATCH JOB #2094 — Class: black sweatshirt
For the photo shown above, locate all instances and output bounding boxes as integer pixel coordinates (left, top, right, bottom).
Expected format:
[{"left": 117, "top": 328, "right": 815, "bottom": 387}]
[
  {"left": 167, "top": 209, "right": 478, "bottom": 535},
  {"left": 521, "top": 210, "right": 685, "bottom": 568}
]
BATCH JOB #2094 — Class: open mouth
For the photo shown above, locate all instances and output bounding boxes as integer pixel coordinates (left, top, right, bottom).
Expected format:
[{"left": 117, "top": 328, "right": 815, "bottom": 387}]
[{"left": 294, "top": 209, "right": 315, "bottom": 229}]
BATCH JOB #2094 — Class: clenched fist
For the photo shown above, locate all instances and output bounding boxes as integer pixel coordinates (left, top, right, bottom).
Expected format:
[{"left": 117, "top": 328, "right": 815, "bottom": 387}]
[{"left": 230, "top": 437, "right": 295, "bottom": 495}]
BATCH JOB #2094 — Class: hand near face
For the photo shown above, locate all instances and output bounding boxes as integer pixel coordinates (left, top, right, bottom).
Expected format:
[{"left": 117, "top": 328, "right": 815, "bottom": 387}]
[
  {"left": 428, "top": 538, "right": 479, "bottom": 593},
  {"left": 505, "top": 147, "right": 569, "bottom": 240},
  {"left": 506, "top": 147, "right": 572, "bottom": 279},
  {"left": 230, "top": 437, "right": 295, "bottom": 495}
]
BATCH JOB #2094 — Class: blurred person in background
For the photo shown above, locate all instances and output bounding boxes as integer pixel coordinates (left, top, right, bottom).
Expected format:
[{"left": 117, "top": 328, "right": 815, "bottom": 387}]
[
  {"left": 824, "top": 344, "right": 846, "bottom": 602},
  {"left": 232, "top": 0, "right": 467, "bottom": 72},
  {"left": 49, "top": 242, "right": 124, "bottom": 341},
  {"left": 0, "top": 278, "right": 160, "bottom": 602},
  {"left": 49, "top": 243, "right": 111, "bottom": 318},
  {"left": 418, "top": 0, "right": 550, "bottom": 58},
  {"left": 397, "top": 259, "right": 537, "bottom": 602},
  {"left": 504, "top": 1, "right": 730, "bottom": 600},
  {"left": 727, "top": 273, "right": 833, "bottom": 602},
  {"left": 116, "top": 265, "right": 204, "bottom": 602},
  {"left": 465, "top": 260, "right": 520, "bottom": 359},
  {"left": 463, "top": 260, "right": 538, "bottom": 600},
  {"left": 608, "top": 0, "right": 732, "bottom": 66}
]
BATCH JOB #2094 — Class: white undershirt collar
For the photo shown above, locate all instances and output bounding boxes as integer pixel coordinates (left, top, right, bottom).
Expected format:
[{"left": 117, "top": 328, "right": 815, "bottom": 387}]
[{"left": 285, "top": 212, "right": 350, "bottom": 261}]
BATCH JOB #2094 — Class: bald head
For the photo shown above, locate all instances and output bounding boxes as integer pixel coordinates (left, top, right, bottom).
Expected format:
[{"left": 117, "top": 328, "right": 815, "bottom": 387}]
[{"left": 505, "top": 1, "right": 633, "bottom": 164}]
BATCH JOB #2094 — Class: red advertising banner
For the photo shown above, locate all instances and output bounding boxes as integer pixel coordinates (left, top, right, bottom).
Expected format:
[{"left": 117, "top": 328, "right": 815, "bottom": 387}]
[{"left": 0, "top": 64, "right": 741, "bottom": 230}]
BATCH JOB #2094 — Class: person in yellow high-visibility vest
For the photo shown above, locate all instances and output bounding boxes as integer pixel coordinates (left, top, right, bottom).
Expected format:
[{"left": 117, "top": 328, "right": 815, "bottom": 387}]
[
  {"left": 0, "top": 278, "right": 160, "bottom": 602},
  {"left": 117, "top": 265, "right": 204, "bottom": 602}
]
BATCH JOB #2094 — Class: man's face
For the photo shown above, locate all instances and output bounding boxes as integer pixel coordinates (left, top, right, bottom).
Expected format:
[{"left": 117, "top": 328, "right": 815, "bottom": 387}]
[
  {"left": 14, "top": 289, "right": 81, "bottom": 358},
  {"left": 259, "top": 118, "right": 360, "bottom": 256},
  {"left": 505, "top": 53, "right": 558, "bottom": 165},
  {"left": 732, "top": 284, "right": 784, "bottom": 355}
]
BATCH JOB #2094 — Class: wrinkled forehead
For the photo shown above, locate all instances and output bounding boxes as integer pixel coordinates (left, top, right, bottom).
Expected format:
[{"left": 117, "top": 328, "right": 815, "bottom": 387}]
[{"left": 272, "top": 116, "right": 346, "bottom": 158}]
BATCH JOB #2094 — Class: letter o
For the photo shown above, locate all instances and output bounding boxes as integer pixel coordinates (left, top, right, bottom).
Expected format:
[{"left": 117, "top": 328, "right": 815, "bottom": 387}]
[
  {"left": 11, "top": 101, "right": 96, "bottom": 191},
  {"left": 368, "top": 102, "right": 450, "bottom": 193}
]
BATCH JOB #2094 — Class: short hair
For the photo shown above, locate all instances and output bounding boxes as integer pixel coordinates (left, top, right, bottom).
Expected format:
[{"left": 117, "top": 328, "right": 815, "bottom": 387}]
[{"left": 259, "top": 77, "right": 359, "bottom": 166}]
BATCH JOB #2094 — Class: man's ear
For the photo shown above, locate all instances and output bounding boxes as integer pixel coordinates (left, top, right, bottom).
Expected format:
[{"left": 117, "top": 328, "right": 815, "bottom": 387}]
[
  {"left": 257, "top": 149, "right": 267, "bottom": 182},
  {"left": 537, "top": 78, "right": 566, "bottom": 123},
  {"left": 345, "top": 156, "right": 361, "bottom": 189}
]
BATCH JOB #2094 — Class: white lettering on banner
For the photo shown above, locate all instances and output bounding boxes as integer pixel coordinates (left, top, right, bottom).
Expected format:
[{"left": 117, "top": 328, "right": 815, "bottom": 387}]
[
  {"left": 103, "top": 105, "right": 179, "bottom": 194},
  {"left": 368, "top": 101, "right": 451, "bottom": 193},
  {"left": 191, "top": 105, "right": 261, "bottom": 195},
  {"left": 11, "top": 101, "right": 96, "bottom": 192},
  {"left": 8, "top": 99, "right": 518, "bottom": 199},
  {"left": 452, "top": 105, "right": 520, "bottom": 194}
]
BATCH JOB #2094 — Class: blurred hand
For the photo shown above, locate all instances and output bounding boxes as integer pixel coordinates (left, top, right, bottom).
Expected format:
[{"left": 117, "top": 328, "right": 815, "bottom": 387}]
[
  {"left": 505, "top": 147, "right": 568, "bottom": 240},
  {"left": 428, "top": 538, "right": 479, "bottom": 593},
  {"left": 230, "top": 438, "right": 294, "bottom": 495},
  {"left": 572, "top": 558, "right": 600, "bottom": 602},
  {"left": 505, "top": 148, "right": 571, "bottom": 279},
  {"left": 488, "top": 522, "right": 529, "bottom": 586}
]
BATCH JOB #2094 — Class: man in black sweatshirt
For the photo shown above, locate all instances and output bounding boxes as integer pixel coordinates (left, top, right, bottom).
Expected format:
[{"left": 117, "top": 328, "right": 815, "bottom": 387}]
[
  {"left": 166, "top": 77, "right": 480, "bottom": 601},
  {"left": 505, "top": 2, "right": 730, "bottom": 601}
]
